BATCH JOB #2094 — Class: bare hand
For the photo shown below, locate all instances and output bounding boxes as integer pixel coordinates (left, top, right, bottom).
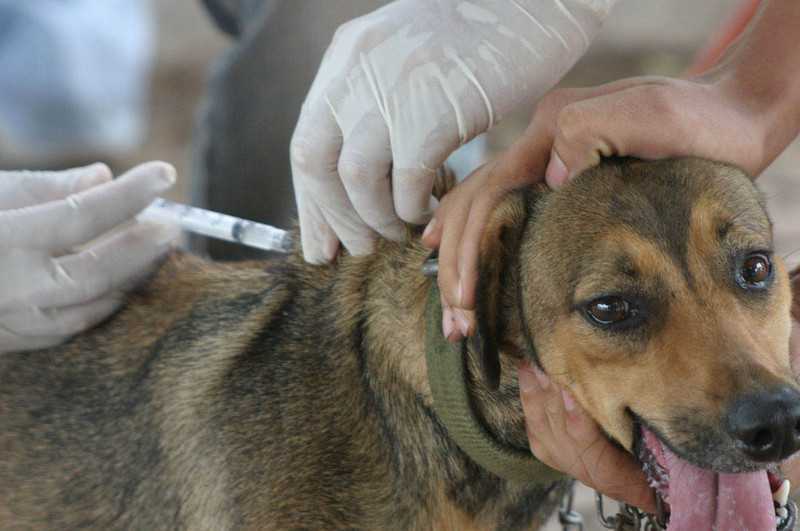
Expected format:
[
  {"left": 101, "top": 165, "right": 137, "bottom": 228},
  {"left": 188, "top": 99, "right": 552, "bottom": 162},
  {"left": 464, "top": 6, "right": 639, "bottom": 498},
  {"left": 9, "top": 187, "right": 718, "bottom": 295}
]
[{"left": 518, "top": 362, "right": 656, "bottom": 512}]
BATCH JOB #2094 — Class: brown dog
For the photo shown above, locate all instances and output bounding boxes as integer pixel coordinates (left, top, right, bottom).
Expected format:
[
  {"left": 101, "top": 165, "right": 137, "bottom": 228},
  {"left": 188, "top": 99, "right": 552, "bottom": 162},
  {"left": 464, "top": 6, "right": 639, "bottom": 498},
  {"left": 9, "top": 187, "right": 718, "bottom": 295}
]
[{"left": 1, "top": 158, "right": 798, "bottom": 530}]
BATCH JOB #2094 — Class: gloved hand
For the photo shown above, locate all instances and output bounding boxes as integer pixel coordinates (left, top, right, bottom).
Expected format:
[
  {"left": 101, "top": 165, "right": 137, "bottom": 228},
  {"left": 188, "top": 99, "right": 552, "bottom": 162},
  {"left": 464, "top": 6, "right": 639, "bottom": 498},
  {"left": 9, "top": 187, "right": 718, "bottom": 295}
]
[
  {"left": 0, "top": 162, "right": 179, "bottom": 354},
  {"left": 291, "top": 0, "right": 617, "bottom": 263}
]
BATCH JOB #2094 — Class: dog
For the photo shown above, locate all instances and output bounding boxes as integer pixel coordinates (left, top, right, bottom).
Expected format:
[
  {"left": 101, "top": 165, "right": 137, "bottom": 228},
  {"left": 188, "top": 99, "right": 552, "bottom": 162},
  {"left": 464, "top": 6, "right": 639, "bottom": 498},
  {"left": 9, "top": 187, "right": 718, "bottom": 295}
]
[{"left": 1, "top": 158, "right": 799, "bottom": 530}]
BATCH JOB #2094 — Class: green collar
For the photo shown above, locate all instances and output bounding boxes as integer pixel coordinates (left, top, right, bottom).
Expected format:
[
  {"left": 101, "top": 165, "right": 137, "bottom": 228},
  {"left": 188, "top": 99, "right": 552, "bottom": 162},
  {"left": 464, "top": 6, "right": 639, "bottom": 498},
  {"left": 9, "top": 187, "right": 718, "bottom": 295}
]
[{"left": 424, "top": 285, "right": 563, "bottom": 483}]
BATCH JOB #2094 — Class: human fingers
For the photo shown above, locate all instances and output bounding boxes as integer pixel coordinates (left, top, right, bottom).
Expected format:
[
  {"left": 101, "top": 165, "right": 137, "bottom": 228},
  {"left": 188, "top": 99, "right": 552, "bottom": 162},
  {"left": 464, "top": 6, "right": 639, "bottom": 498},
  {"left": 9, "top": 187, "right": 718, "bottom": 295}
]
[
  {"left": 0, "top": 162, "right": 175, "bottom": 251},
  {"left": 391, "top": 134, "right": 447, "bottom": 227},
  {"left": 291, "top": 102, "right": 376, "bottom": 261},
  {"left": 0, "top": 294, "right": 122, "bottom": 353},
  {"left": 519, "top": 363, "right": 656, "bottom": 512},
  {"left": 448, "top": 136, "right": 552, "bottom": 313},
  {"left": 0, "top": 163, "right": 112, "bottom": 210},
  {"left": 337, "top": 115, "right": 406, "bottom": 242},
  {"left": 424, "top": 138, "right": 547, "bottom": 319},
  {"left": 430, "top": 182, "right": 477, "bottom": 341},
  {"left": 42, "top": 222, "right": 177, "bottom": 311},
  {"left": 542, "top": 80, "right": 761, "bottom": 188}
]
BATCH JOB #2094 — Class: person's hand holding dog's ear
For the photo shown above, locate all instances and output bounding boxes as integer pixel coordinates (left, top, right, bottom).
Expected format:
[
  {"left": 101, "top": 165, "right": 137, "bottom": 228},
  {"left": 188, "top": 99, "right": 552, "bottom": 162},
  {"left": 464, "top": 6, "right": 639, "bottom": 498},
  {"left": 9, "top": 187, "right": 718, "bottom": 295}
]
[{"left": 0, "top": 162, "right": 179, "bottom": 354}]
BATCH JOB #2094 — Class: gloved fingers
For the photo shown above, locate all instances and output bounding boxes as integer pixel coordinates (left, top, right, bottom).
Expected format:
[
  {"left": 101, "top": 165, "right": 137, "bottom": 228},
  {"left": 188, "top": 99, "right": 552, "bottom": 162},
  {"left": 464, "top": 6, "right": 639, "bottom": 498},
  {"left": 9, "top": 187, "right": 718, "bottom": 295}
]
[
  {"left": 291, "top": 101, "right": 345, "bottom": 263},
  {"left": 338, "top": 115, "right": 405, "bottom": 242},
  {"left": 292, "top": 102, "right": 378, "bottom": 259},
  {"left": 319, "top": 199, "right": 381, "bottom": 257},
  {"left": 0, "top": 330, "right": 67, "bottom": 354},
  {"left": 0, "top": 161, "right": 175, "bottom": 251},
  {"left": 31, "top": 221, "right": 179, "bottom": 310},
  {"left": 391, "top": 160, "right": 440, "bottom": 226},
  {"left": 0, "top": 163, "right": 112, "bottom": 210},
  {"left": 0, "top": 294, "right": 123, "bottom": 346},
  {"left": 296, "top": 193, "right": 340, "bottom": 264}
]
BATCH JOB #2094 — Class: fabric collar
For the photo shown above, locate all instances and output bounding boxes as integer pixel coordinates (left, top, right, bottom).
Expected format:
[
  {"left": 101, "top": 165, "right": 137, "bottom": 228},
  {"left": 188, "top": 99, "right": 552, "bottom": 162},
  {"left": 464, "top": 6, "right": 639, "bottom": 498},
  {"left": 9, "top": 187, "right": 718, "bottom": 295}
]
[{"left": 424, "top": 284, "right": 563, "bottom": 483}]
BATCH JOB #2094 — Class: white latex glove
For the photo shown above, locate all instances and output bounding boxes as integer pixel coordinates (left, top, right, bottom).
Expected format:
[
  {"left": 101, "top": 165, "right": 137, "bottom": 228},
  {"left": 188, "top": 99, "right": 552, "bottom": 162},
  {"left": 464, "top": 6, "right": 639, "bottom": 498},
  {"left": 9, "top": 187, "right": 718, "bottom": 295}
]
[
  {"left": 291, "top": 0, "right": 617, "bottom": 263},
  {"left": 0, "top": 162, "right": 179, "bottom": 354}
]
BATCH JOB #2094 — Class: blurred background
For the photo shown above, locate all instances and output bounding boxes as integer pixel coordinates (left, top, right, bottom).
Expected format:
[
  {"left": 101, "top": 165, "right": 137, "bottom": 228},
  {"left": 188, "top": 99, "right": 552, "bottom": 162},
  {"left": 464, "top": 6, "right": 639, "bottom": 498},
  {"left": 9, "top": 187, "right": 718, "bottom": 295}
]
[{"left": 1, "top": 1, "right": 797, "bottom": 528}]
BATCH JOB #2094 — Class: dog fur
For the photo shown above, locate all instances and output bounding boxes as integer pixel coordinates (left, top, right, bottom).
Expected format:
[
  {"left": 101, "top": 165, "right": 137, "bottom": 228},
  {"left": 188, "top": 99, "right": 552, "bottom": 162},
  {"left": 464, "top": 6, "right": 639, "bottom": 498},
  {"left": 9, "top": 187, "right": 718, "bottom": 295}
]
[{"left": 0, "top": 158, "right": 796, "bottom": 530}]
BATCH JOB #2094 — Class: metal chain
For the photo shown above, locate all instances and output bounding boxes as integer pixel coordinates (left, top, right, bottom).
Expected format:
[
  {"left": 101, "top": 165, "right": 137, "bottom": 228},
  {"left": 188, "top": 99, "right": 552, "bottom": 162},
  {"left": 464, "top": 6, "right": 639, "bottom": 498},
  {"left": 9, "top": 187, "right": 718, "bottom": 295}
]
[
  {"left": 594, "top": 492, "right": 666, "bottom": 531},
  {"left": 559, "top": 480, "right": 584, "bottom": 531},
  {"left": 562, "top": 482, "right": 795, "bottom": 531}
]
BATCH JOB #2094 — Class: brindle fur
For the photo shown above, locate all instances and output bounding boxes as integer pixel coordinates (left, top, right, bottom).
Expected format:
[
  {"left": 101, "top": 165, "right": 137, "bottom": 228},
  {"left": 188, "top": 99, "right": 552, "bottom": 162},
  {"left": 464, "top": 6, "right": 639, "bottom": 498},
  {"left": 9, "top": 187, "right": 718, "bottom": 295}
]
[{"left": 0, "top": 158, "right": 797, "bottom": 530}]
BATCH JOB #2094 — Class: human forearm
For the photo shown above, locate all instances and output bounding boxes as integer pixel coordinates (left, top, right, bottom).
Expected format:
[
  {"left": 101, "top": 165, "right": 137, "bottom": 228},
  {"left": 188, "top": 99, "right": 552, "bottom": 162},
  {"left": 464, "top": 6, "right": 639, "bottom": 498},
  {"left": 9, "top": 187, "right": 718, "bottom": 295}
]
[{"left": 709, "top": 0, "right": 800, "bottom": 171}]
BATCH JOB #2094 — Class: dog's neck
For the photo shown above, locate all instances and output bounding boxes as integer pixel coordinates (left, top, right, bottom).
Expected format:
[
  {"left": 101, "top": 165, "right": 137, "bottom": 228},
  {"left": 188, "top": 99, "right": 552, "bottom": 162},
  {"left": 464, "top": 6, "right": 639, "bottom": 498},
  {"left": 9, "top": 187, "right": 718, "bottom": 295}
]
[{"left": 357, "top": 238, "right": 532, "bottom": 455}]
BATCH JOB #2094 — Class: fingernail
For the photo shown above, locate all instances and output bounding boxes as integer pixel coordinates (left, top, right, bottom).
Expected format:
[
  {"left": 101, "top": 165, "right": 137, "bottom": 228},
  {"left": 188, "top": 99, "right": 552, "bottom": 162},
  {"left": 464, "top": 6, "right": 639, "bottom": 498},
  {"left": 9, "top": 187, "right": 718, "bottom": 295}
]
[
  {"left": 562, "top": 389, "right": 576, "bottom": 412},
  {"left": 454, "top": 308, "right": 471, "bottom": 337},
  {"left": 163, "top": 167, "right": 177, "bottom": 186},
  {"left": 518, "top": 365, "right": 539, "bottom": 393},
  {"left": 545, "top": 151, "right": 568, "bottom": 188},
  {"left": 457, "top": 279, "right": 464, "bottom": 307},
  {"left": 443, "top": 307, "right": 455, "bottom": 340},
  {"left": 87, "top": 162, "right": 112, "bottom": 180},
  {"left": 422, "top": 218, "right": 437, "bottom": 240},
  {"left": 323, "top": 237, "right": 339, "bottom": 262},
  {"left": 76, "top": 163, "right": 112, "bottom": 189},
  {"left": 148, "top": 162, "right": 176, "bottom": 188},
  {"left": 532, "top": 365, "right": 550, "bottom": 389}
]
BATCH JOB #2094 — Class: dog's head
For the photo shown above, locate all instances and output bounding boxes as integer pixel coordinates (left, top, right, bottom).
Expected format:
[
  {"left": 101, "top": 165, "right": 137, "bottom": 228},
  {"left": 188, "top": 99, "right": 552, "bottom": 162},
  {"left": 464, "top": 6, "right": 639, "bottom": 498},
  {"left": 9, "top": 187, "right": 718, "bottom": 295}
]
[{"left": 475, "top": 158, "right": 797, "bottom": 528}]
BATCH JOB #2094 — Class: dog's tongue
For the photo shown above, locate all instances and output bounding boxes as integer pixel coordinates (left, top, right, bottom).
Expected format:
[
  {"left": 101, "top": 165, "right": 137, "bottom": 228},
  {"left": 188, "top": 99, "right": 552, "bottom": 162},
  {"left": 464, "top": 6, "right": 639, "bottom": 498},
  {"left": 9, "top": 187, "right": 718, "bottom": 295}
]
[{"left": 644, "top": 429, "right": 775, "bottom": 531}]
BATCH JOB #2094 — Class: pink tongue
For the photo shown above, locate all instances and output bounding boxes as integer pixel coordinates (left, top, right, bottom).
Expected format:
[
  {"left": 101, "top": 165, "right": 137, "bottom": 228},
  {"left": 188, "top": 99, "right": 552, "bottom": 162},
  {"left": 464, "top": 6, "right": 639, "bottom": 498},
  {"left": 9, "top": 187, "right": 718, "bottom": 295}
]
[{"left": 662, "top": 443, "right": 775, "bottom": 531}]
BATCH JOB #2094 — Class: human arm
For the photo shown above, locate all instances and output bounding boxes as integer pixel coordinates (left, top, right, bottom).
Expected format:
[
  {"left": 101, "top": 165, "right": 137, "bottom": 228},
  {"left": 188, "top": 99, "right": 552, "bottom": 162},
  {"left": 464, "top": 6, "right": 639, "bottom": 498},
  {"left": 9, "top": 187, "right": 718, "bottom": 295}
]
[{"left": 0, "top": 162, "right": 179, "bottom": 354}]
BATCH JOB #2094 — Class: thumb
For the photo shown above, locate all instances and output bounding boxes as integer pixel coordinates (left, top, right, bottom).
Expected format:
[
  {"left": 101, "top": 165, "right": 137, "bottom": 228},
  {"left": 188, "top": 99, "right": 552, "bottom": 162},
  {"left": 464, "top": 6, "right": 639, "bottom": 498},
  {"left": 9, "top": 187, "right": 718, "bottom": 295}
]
[{"left": 543, "top": 97, "right": 616, "bottom": 189}]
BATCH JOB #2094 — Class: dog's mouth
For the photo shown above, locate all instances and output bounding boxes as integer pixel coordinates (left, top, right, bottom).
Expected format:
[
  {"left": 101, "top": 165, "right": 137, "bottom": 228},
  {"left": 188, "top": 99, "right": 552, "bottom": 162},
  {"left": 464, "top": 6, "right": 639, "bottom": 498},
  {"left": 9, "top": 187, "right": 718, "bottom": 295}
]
[{"left": 634, "top": 423, "right": 795, "bottom": 530}]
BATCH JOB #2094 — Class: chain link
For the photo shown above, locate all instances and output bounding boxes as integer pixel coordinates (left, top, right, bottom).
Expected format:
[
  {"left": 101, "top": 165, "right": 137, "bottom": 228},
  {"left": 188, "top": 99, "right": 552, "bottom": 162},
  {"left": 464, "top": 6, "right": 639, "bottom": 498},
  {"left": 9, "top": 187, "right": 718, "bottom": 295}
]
[
  {"left": 559, "top": 480, "right": 584, "bottom": 530},
  {"left": 592, "top": 491, "right": 665, "bottom": 531}
]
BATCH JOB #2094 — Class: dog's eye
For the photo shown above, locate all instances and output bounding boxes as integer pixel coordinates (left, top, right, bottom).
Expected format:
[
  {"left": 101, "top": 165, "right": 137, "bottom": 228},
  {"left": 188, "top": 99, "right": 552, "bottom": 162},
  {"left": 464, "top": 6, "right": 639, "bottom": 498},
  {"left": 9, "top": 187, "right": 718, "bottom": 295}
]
[
  {"left": 738, "top": 253, "right": 772, "bottom": 289},
  {"left": 585, "top": 296, "right": 633, "bottom": 325}
]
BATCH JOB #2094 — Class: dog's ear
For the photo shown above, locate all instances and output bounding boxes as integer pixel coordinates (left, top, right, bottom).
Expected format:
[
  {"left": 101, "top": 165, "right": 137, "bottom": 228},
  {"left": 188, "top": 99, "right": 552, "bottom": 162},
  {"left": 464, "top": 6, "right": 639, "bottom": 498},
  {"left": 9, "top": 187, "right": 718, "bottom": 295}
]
[{"left": 471, "top": 191, "right": 530, "bottom": 390}]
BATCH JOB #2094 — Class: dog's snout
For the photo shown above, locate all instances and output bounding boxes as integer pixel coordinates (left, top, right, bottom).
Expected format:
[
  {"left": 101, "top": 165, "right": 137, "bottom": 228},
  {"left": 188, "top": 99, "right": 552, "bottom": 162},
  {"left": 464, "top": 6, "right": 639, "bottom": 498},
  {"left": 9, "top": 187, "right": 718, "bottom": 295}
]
[{"left": 725, "top": 386, "right": 800, "bottom": 462}]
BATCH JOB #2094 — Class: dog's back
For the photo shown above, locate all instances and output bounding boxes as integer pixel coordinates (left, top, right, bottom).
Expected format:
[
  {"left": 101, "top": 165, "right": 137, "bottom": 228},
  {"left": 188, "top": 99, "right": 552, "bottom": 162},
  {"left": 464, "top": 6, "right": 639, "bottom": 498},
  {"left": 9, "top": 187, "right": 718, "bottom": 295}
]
[
  {"left": 2, "top": 254, "right": 396, "bottom": 529},
  {"left": 3, "top": 245, "right": 550, "bottom": 531},
  {"left": 0, "top": 254, "right": 290, "bottom": 528}
]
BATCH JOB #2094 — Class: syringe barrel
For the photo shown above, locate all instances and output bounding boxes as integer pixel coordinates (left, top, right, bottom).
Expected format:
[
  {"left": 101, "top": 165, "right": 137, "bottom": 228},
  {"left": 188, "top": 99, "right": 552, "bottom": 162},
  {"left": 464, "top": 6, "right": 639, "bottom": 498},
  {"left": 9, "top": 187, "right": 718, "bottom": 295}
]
[{"left": 140, "top": 199, "right": 292, "bottom": 253}]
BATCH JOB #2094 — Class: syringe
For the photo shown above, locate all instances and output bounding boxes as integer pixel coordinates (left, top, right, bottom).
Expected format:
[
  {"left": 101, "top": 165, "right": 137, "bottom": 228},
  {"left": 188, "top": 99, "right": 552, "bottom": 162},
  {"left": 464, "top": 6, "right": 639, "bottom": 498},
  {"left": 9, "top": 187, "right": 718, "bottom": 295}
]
[{"left": 140, "top": 198, "right": 293, "bottom": 253}]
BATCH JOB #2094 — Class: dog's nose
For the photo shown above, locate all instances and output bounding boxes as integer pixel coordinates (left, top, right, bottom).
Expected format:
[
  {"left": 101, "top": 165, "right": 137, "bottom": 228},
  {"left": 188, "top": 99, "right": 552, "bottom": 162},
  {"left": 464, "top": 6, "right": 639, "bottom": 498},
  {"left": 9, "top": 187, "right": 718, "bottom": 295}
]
[{"left": 725, "top": 386, "right": 800, "bottom": 462}]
